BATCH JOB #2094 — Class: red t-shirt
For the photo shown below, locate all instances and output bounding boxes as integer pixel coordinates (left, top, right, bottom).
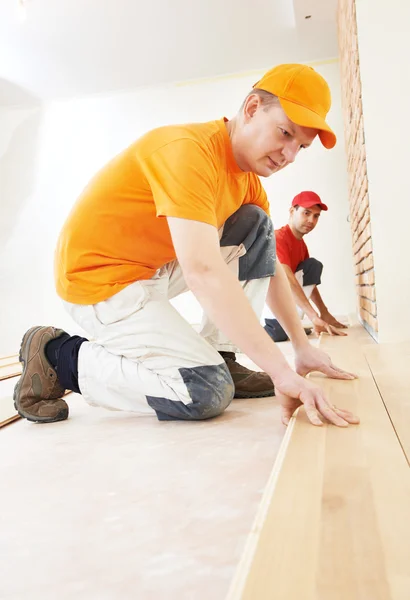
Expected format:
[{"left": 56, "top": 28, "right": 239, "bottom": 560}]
[{"left": 275, "top": 224, "right": 309, "bottom": 272}]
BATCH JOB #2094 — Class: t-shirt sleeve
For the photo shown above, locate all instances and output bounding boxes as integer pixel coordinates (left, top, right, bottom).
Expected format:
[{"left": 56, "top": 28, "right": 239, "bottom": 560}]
[
  {"left": 243, "top": 174, "right": 270, "bottom": 215},
  {"left": 304, "top": 243, "right": 310, "bottom": 260},
  {"left": 275, "top": 230, "right": 292, "bottom": 268},
  {"left": 140, "top": 139, "right": 218, "bottom": 227}
]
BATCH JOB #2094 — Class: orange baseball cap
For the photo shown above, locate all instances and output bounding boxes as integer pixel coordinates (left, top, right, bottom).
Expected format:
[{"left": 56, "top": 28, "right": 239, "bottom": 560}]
[{"left": 253, "top": 64, "right": 336, "bottom": 149}]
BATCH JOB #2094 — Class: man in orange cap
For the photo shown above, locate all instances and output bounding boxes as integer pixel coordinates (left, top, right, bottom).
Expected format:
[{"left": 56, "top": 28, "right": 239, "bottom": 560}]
[
  {"left": 265, "top": 191, "right": 349, "bottom": 343},
  {"left": 15, "top": 64, "right": 359, "bottom": 429}
]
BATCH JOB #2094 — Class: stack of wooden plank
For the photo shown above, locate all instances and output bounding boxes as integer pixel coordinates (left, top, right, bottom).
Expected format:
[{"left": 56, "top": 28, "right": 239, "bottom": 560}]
[{"left": 0, "top": 354, "right": 20, "bottom": 427}]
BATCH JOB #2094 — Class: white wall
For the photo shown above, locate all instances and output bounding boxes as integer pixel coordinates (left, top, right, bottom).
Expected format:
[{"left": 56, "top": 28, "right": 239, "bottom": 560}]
[
  {"left": 355, "top": 1, "right": 410, "bottom": 343},
  {"left": 0, "top": 61, "right": 356, "bottom": 355},
  {"left": 0, "top": 105, "right": 45, "bottom": 352},
  {"left": 261, "top": 61, "right": 355, "bottom": 323}
]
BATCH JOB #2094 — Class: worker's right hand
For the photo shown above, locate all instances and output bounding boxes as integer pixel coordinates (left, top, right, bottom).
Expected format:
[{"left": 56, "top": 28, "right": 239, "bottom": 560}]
[
  {"left": 273, "top": 370, "right": 359, "bottom": 427},
  {"left": 311, "top": 315, "right": 347, "bottom": 337}
]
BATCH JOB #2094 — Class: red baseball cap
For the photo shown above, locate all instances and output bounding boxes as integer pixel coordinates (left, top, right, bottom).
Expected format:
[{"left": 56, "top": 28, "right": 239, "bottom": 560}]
[{"left": 292, "top": 191, "right": 328, "bottom": 211}]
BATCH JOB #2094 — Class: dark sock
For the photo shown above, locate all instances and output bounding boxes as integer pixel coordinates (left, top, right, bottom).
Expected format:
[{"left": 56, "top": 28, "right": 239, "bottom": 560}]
[
  {"left": 219, "top": 351, "right": 236, "bottom": 361},
  {"left": 45, "top": 333, "right": 71, "bottom": 369},
  {"left": 45, "top": 334, "right": 87, "bottom": 394},
  {"left": 264, "top": 318, "right": 289, "bottom": 343}
]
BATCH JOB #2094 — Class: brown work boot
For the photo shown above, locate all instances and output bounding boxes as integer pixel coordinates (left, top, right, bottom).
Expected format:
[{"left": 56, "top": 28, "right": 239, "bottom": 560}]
[
  {"left": 14, "top": 326, "right": 69, "bottom": 423},
  {"left": 220, "top": 351, "right": 275, "bottom": 399}
]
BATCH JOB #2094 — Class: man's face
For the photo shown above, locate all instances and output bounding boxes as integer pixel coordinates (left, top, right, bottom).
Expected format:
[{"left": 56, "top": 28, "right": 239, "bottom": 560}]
[
  {"left": 235, "top": 96, "right": 319, "bottom": 177},
  {"left": 290, "top": 204, "right": 322, "bottom": 236}
]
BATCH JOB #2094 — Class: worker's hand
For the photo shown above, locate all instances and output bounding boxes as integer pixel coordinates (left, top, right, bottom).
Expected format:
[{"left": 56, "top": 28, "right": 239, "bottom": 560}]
[
  {"left": 320, "top": 310, "right": 348, "bottom": 330},
  {"left": 274, "top": 370, "right": 359, "bottom": 427},
  {"left": 294, "top": 345, "right": 357, "bottom": 380},
  {"left": 312, "top": 315, "right": 347, "bottom": 336}
]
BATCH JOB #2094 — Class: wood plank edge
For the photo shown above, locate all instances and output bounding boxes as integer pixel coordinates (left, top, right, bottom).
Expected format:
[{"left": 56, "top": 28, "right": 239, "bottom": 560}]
[
  {"left": 225, "top": 332, "right": 329, "bottom": 599},
  {"left": 0, "top": 370, "right": 22, "bottom": 381},
  {"left": 0, "top": 414, "right": 21, "bottom": 428},
  {"left": 225, "top": 409, "right": 299, "bottom": 600}
]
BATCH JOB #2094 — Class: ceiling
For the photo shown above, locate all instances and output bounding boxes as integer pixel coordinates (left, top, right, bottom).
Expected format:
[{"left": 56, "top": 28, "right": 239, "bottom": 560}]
[{"left": 0, "top": 0, "right": 338, "bottom": 105}]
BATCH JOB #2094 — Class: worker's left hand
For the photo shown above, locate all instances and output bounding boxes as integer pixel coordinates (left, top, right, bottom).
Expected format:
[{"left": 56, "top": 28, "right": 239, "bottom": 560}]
[
  {"left": 320, "top": 310, "right": 348, "bottom": 330},
  {"left": 295, "top": 345, "right": 357, "bottom": 380},
  {"left": 312, "top": 315, "right": 347, "bottom": 337}
]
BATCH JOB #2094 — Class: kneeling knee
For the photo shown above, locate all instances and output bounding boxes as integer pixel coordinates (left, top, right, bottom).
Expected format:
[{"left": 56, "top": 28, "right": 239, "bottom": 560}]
[
  {"left": 307, "top": 257, "right": 323, "bottom": 270},
  {"left": 180, "top": 362, "right": 234, "bottom": 419},
  {"left": 148, "top": 363, "right": 234, "bottom": 421}
]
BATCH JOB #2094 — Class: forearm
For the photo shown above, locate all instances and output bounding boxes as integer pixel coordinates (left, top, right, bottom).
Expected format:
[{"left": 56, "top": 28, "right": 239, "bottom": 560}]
[
  {"left": 284, "top": 268, "right": 317, "bottom": 321},
  {"left": 186, "top": 262, "right": 292, "bottom": 381},
  {"left": 310, "top": 287, "right": 327, "bottom": 315},
  {"left": 265, "top": 262, "right": 311, "bottom": 350}
]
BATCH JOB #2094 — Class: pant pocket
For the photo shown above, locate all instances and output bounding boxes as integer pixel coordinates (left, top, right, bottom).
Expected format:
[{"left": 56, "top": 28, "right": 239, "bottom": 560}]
[{"left": 92, "top": 281, "right": 150, "bottom": 326}]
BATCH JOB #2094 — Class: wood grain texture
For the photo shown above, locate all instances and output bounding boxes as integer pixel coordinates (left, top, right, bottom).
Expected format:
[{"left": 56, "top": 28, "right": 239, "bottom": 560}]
[
  {"left": 227, "top": 326, "right": 410, "bottom": 600},
  {"left": 0, "top": 363, "right": 22, "bottom": 380},
  {"left": 0, "top": 354, "right": 19, "bottom": 367},
  {"left": 0, "top": 414, "right": 21, "bottom": 428},
  {"left": 365, "top": 341, "right": 410, "bottom": 463},
  {"left": 0, "top": 393, "right": 19, "bottom": 428}
]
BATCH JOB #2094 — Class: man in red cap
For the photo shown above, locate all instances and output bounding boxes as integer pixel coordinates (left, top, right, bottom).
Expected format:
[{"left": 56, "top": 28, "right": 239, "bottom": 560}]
[
  {"left": 14, "top": 64, "right": 358, "bottom": 429},
  {"left": 265, "top": 191, "right": 348, "bottom": 342}
]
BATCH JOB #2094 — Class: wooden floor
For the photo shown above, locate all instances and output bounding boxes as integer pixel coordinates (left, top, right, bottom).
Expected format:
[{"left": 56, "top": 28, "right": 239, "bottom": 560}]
[
  {"left": 0, "top": 375, "right": 20, "bottom": 428},
  {"left": 2, "top": 327, "right": 410, "bottom": 599},
  {"left": 365, "top": 341, "right": 410, "bottom": 464},
  {"left": 0, "top": 354, "right": 21, "bottom": 427},
  {"left": 228, "top": 325, "right": 410, "bottom": 600},
  {"left": 0, "top": 361, "right": 21, "bottom": 381},
  {"left": 0, "top": 354, "right": 18, "bottom": 367}
]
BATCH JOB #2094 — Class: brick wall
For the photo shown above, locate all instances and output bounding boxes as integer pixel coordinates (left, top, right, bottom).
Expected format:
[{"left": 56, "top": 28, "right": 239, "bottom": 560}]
[{"left": 338, "top": 0, "right": 378, "bottom": 338}]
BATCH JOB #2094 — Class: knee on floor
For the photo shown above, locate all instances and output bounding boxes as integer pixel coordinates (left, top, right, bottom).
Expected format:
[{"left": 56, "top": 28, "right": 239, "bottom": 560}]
[
  {"left": 179, "top": 362, "right": 235, "bottom": 419},
  {"left": 147, "top": 362, "right": 234, "bottom": 421}
]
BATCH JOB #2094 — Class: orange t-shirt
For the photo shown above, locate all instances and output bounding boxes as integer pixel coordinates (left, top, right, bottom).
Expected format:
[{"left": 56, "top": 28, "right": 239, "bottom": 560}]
[{"left": 55, "top": 118, "right": 270, "bottom": 305}]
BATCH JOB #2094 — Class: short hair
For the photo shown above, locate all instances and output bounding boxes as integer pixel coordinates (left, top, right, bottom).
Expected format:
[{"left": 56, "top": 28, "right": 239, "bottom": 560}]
[
  {"left": 293, "top": 204, "right": 322, "bottom": 211},
  {"left": 241, "top": 89, "right": 280, "bottom": 111}
]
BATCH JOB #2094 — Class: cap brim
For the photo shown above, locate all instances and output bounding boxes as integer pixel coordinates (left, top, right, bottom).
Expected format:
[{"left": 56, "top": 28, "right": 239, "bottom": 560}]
[
  {"left": 298, "top": 201, "right": 328, "bottom": 211},
  {"left": 279, "top": 98, "right": 337, "bottom": 149}
]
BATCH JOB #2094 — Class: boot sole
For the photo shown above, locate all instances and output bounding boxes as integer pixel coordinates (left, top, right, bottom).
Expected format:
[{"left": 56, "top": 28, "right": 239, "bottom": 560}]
[
  {"left": 13, "top": 327, "right": 68, "bottom": 424},
  {"left": 234, "top": 389, "right": 276, "bottom": 399}
]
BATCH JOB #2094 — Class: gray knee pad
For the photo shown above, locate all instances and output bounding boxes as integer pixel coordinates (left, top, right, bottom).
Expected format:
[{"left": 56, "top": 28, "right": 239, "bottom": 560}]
[
  {"left": 147, "top": 363, "right": 234, "bottom": 421},
  {"left": 221, "top": 205, "right": 276, "bottom": 281}
]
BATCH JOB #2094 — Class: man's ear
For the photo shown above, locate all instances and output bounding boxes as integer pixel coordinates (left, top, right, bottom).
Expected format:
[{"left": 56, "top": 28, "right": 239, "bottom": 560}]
[{"left": 243, "top": 94, "right": 261, "bottom": 123}]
